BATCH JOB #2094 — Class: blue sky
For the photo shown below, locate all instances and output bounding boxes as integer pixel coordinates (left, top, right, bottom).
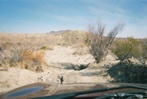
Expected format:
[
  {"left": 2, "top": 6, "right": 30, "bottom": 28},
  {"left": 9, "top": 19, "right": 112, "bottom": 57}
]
[{"left": 0, "top": 0, "right": 147, "bottom": 38}]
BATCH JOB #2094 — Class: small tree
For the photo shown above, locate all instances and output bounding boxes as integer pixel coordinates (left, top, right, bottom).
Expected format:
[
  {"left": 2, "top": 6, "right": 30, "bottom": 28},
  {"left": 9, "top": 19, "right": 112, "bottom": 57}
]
[{"left": 87, "top": 21, "right": 124, "bottom": 63}]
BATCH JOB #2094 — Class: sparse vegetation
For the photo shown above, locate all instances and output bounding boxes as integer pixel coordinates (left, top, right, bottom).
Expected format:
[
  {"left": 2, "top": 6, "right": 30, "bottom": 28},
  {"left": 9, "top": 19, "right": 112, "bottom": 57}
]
[
  {"left": 86, "top": 21, "right": 124, "bottom": 63},
  {"left": 40, "top": 45, "right": 54, "bottom": 50},
  {"left": 107, "top": 37, "right": 147, "bottom": 84},
  {"left": 40, "top": 46, "right": 48, "bottom": 50},
  {"left": 1, "top": 29, "right": 147, "bottom": 85},
  {"left": 0, "top": 31, "right": 88, "bottom": 72},
  {"left": 0, "top": 33, "right": 48, "bottom": 72}
]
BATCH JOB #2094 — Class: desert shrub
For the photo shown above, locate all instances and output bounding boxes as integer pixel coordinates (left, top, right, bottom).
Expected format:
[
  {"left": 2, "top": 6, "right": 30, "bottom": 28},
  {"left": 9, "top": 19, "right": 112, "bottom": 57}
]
[
  {"left": 21, "top": 50, "right": 47, "bottom": 72},
  {"left": 40, "top": 46, "right": 48, "bottom": 50},
  {"left": 107, "top": 60, "right": 147, "bottom": 83},
  {"left": 0, "top": 41, "right": 25, "bottom": 67},
  {"left": 87, "top": 21, "right": 124, "bottom": 63},
  {"left": 22, "top": 50, "right": 44, "bottom": 62},
  {"left": 112, "top": 37, "right": 142, "bottom": 61},
  {"left": 40, "top": 45, "right": 54, "bottom": 50}
]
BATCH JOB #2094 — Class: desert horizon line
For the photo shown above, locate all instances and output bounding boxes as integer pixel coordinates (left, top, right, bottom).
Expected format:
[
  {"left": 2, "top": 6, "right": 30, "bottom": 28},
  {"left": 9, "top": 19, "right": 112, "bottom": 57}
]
[{"left": 0, "top": 29, "right": 146, "bottom": 39}]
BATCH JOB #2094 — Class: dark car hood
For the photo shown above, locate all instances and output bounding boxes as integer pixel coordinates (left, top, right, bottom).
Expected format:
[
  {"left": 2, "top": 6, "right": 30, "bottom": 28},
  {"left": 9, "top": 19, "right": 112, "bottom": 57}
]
[{"left": 0, "top": 82, "right": 147, "bottom": 99}]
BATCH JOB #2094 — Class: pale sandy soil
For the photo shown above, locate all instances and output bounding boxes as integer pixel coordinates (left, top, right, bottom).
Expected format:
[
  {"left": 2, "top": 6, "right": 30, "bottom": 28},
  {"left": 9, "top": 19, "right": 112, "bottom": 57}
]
[
  {"left": 44, "top": 46, "right": 94, "bottom": 65},
  {"left": 0, "top": 45, "right": 118, "bottom": 93}
]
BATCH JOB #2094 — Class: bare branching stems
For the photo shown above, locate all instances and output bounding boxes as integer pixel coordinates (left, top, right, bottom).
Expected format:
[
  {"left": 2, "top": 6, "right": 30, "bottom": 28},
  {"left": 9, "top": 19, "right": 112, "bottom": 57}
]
[{"left": 87, "top": 21, "right": 125, "bottom": 63}]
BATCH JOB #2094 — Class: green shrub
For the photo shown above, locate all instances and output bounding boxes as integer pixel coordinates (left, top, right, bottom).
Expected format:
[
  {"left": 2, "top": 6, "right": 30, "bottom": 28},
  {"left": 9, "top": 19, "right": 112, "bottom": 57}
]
[
  {"left": 112, "top": 37, "right": 142, "bottom": 60},
  {"left": 40, "top": 45, "right": 54, "bottom": 50},
  {"left": 40, "top": 46, "right": 48, "bottom": 50}
]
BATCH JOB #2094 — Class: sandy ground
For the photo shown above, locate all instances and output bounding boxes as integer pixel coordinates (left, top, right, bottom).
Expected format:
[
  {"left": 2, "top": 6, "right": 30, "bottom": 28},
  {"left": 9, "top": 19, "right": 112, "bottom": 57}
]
[
  {"left": 0, "top": 45, "right": 118, "bottom": 93},
  {"left": 44, "top": 46, "right": 94, "bottom": 65}
]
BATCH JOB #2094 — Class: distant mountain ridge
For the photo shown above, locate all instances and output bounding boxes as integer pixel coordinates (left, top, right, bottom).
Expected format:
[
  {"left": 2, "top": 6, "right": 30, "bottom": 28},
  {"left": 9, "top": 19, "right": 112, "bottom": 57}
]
[{"left": 49, "top": 30, "right": 71, "bottom": 34}]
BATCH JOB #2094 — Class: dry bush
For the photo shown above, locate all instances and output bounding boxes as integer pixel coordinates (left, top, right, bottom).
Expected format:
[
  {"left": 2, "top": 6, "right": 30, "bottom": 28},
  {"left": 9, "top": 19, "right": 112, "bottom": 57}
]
[
  {"left": 21, "top": 50, "right": 47, "bottom": 72},
  {"left": 22, "top": 50, "right": 44, "bottom": 63},
  {"left": 86, "top": 21, "right": 125, "bottom": 63},
  {"left": 0, "top": 33, "right": 48, "bottom": 72}
]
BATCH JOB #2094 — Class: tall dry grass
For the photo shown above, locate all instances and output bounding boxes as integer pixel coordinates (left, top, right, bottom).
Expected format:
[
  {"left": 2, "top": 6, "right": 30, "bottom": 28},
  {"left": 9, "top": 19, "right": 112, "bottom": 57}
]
[{"left": 61, "top": 30, "right": 88, "bottom": 46}]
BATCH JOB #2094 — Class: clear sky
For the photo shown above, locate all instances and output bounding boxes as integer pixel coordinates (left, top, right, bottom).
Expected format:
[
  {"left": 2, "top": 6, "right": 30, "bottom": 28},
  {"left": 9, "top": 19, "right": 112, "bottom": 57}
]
[{"left": 0, "top": 0, "right": 146, "bottom": 38}]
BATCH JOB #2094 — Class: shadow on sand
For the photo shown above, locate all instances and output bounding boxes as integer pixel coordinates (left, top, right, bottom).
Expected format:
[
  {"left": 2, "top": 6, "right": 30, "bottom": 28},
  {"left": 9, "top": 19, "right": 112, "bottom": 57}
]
[{"left": 106, "top": 61, "right": 147, "bottom": 83}]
